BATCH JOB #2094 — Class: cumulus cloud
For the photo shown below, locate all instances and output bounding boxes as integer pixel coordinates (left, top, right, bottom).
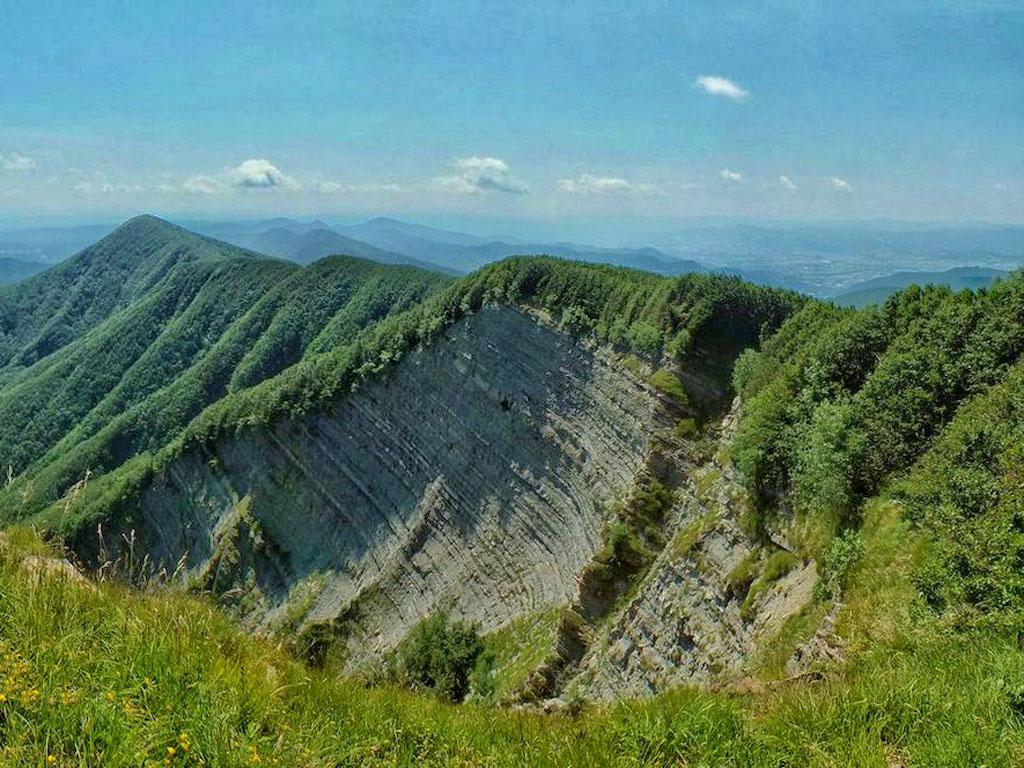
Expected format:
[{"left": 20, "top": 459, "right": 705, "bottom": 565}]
[
  {"left": 778, "top": 175, "right": 798, "bottom": 190},
  {"left": 829, "top": 176, "right": 852, "bottom": 192},
  {"left": 176, "top": 159, "right": 300, "bottom": 195},
  {"left": 0, "top": 152, "right": 36, "bottom": 171},
  {"left": 435, "top": 156, "right": 527, "bottom": 195},
  {"left": 557, "top": 174, "right": 662, "bottom": 196},
  {"left": 694, "top": 75, "right": 748, "bottom": 101},
  {"left": 719, "top": 169, "right": 744, "bottom": 183},
  {"left": 226, "top": 158, "right": 300, "bottom": 190}
]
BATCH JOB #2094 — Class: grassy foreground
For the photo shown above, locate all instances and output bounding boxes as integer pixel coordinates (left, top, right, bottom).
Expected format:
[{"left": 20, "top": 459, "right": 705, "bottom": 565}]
[{"left": 0, "top": 511, "right": 1021, "bottom": 768}]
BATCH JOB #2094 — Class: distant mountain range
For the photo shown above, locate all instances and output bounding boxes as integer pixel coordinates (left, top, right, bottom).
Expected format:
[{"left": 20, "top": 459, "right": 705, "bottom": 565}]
[
  {"left": 186, "top": 216, "right": 703, "bottom": 277},
  {"left": 0, "top": 223, "right": 115, "bottom": 263},
  {"left": 830, "top": 266, "right": 1010, "bottom": 307},
  {"left": 2, "top": 215, "right": 1023, "bottom": 296}
]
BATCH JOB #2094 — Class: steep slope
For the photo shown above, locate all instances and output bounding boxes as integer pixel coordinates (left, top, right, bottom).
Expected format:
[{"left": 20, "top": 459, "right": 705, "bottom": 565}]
[
  {"left": 44, "top": 257, "right": 798, "bottom": 672},
  {"left": 122, "top": 307, "right": 660, "bottom": 666},
  {"left": 0, "top": 215, "right": 260, "bottom": 373},
  {"left": 0, "top": 217, "right": 449, "bottom": 519},
  {"left": 1, "top": 225, "right": 1024, "bottom": 762}
]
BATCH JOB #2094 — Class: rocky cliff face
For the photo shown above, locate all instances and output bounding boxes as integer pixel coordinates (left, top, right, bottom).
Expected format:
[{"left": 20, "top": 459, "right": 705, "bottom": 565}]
[
  {"left": 571, "top": 405, "right": 817, "bottom": 700},
  {"left": 87, "top": 304, "right": 819, "bottom": 692},
  {"left": 113, "top": 307, "right": 661, "bottom": 667}
]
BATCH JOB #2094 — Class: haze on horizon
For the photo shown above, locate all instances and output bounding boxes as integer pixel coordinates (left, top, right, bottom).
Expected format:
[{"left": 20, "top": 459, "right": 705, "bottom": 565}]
[{"left": 1, "top": 1, "right": 1021, "bottom": 236}]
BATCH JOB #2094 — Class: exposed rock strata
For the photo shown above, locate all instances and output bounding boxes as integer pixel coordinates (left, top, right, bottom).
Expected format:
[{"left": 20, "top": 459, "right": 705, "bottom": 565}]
[
  {"left": 572, "top": 402, "right": 818, "bottom": 700},
  {"left": 107, "top": 307, "right": 661, "bottom": 667}
]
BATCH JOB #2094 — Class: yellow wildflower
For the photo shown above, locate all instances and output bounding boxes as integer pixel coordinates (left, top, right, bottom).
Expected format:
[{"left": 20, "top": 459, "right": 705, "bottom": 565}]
[
  {"left": 46, "top": 757, "right": 57, "bottom": 765},
  {"left": 105, "top": 691, "right": 116, "bottom": 703},
  {"left": 177, "top": 732, "right": 191, "bottom": 752}
]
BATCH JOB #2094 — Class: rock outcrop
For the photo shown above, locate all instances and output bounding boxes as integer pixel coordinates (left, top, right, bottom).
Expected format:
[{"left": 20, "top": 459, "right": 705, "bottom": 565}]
[
  {"left": 102, "top": 307, "right": 661, "bottom": 667},
  {"left": 571, "top": 403, "right": 818, "bottom": 700}
]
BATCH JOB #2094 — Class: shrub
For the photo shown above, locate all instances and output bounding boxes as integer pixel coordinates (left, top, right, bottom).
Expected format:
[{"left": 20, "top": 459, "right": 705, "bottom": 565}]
[
  {"left": 626, "top": 321, "right": 663, "bottom": 356},
  {"left": 675, "top": 417, "right": 698, "bottom": 438},
  {"left": 393, "top": 613, "right": 484, "bottom": 702},
  {"left": 814, "top": 530, "right": 864, "bottom": 600},
  {"left": 648, "top": 369, "right": 689, "bottom": 404}
]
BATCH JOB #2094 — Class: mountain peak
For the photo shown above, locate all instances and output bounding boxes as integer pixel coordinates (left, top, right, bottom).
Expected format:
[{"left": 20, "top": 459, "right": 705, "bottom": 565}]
[{"left": 111, "top": 214, "right": 182, "bottom": 238}]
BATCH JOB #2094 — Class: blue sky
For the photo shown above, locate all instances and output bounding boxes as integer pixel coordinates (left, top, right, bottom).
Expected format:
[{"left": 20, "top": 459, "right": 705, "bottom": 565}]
[{"left": 1, "top": 1, "right": 1021, "bottom": 229}]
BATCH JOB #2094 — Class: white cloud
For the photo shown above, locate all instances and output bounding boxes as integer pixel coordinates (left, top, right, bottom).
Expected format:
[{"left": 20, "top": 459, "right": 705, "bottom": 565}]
[
  {"left": 315, "top": 180, "right": 406, "bottom": 195},
  {"left": 73, "top": 181, "right": 143, "bottom": 195},
  {"left": 0, "top": 152, "right": 36, "bottom": 171},
  {"left": 829, "top": 176, "right": 852, "bottom": 192},
  {"left": 557, "top": 173, "right": 662, "bottom": 196},
  {"left": 181, "top": 175, "right": 225, "bottom": 195},
  {"left": 226, "top": 158, "right": 300, "bottom": 191},
  {"left": 176, "top": 159, "right": 300, "bottom": 195},
  {"left": 994, "top": 182, "right": 1008, "bottom": 191},
  {"left": 435, "top": 156, "right": 527, "bottom": 195},
  {"left": 719, "top": 169, "right": 744, "bottom": 183},
  {"left": 778, "top": 175, "right": 798, "bottom": 190},
  {"left": 694, "top": 75, "right": 748, "bottom": 101}
]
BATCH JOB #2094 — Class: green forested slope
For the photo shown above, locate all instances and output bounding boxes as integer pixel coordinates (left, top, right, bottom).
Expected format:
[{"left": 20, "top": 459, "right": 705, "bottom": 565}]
[
  {"left": 0, "top": 216, "right": 448, "bottom": 519},
  {"left": 731, "top": 274, "right": 1024, "bottom": 629},
  {"left": 0, "top": 215, "right": 260, "bottom": 373}
]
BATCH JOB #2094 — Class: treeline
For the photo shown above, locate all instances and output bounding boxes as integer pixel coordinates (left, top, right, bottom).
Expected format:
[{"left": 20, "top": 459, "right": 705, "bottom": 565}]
[{"left": 165, "top": 258, "right": 802, "bottom": 448}]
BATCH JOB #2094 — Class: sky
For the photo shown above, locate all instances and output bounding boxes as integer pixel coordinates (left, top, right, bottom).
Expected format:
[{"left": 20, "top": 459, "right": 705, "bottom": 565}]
[{"left": 1, "top": 1, "right": 1022, "bottom": 231}]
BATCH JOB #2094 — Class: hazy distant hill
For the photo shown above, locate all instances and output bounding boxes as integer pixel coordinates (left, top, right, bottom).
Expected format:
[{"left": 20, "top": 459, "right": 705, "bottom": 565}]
[
  {"left": 335, "top": 217, "right": 704, "bottom": 275},
  {"left": 0, "top": 223, "right": 115, "bottom": 264},
  {"left": 831, "top": 266, "right": 1009, "bottom": 307},
  {"left": 658, "top": 222, "right": 1024, "bottom": 295},
  {"left": 0, "top": 257, "right": 49, "bottom": 284},
  {"left": 340, "top": 216, "right": 489, "bottom": 249}
]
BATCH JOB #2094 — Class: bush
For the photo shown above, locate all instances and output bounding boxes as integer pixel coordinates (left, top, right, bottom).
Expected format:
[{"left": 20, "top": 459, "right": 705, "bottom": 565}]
[
  {"left": 648, "top": 369, "right": 689, "bottom": 404},
  {"left": 814, "top": 530, "right": 864, "bottom": 600},
  {"left": 626, "top": 321, "right": 663, "bottom": 356},
  {"left": 394, "top": 613, "right": 484, "bottom": 701},
  {"left": 675, "top": 417, "right": 698, "bottom": 438}
]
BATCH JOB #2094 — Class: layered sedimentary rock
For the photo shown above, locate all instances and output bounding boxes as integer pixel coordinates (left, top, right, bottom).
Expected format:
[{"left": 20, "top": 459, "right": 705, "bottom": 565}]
[
  {"left": 120, "top": 307, "right": 659, "bottom": 665},
  {"left": 573, "top": 405, "right": 817, "bottom": 700}
]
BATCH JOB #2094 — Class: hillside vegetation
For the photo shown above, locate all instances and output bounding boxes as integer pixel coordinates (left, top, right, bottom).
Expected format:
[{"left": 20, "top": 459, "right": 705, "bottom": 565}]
[
  {"left": 732, "top": 275, "right": 1024, "bottom": 628},
  {"left": 0, "top": 216, "right": 448, "bottom": 521},
  {"left": 34, "top": 248, "right": 800, "bottom": 541},
  {"left": 0, "top": 218, "right": 1021, "bottom": 764},
  {"left": 0, "top": 526, "right": 1019, "bottom": 767}
]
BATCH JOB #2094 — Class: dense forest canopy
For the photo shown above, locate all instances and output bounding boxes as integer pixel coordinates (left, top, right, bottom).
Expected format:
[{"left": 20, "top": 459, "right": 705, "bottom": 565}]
[{"left": 731, "top": 275, "right": 1024, "bottom": 630}]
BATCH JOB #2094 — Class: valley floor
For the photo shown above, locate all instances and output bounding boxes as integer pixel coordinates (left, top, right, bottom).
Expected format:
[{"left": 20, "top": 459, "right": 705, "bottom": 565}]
[{"left": 0, "top": 502, "right": 1020, "bottom": 768}]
